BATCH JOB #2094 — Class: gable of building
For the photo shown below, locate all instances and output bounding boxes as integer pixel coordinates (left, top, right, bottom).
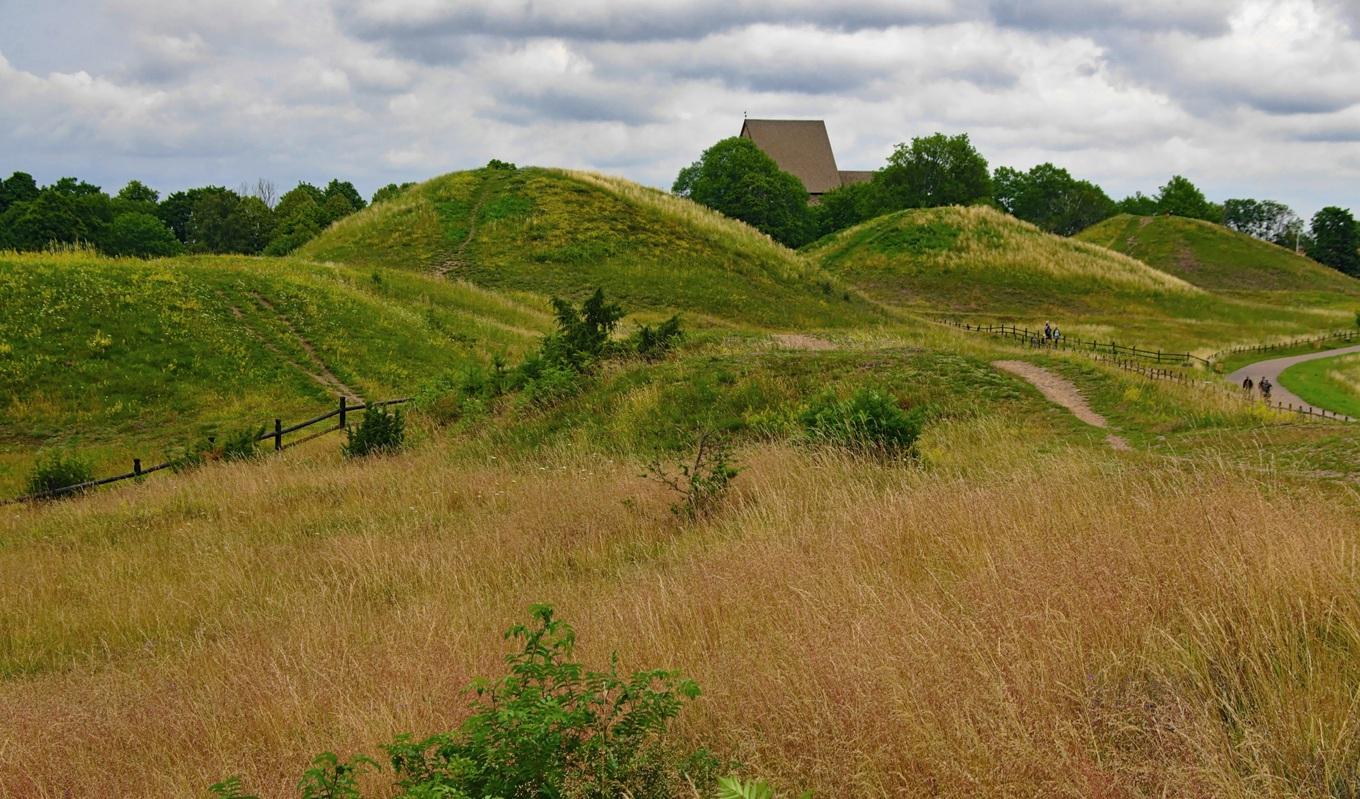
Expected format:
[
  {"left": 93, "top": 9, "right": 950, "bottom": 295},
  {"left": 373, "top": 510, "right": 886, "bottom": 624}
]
[{"left": 739, "top": 119, "right": 844, "bottom": 195}]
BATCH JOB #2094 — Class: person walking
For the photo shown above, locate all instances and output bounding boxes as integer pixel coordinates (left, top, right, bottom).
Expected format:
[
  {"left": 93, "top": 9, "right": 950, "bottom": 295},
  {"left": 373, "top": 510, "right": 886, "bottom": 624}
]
[
  {"left": 1044, "top": 322, "right": 1053, "bottom": 342},
  {"left": 1052, "top": 326, "right": 1062, "bottom": 345},
  {"left": 1242, "top": 376, "right": 1254, "bottom": 395},
  {"left": 1260, "top": 377, "right": 1272, "bottom": 401}
]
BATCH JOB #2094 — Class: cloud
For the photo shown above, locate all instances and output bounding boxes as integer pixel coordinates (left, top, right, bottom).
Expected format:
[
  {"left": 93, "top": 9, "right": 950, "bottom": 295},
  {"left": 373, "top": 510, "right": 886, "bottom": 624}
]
[{"left": 0, "top": 0, "right": 1357, "bottom": 219}]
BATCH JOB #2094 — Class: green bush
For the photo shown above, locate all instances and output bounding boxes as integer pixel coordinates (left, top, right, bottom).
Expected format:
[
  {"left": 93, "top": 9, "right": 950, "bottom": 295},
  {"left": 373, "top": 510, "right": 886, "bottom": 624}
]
[
  {"left": 25, "top": 451, "right": 94, "bottom": 499},
  {"left": 632, "top": 315, "right": 684, "bottom": 360},
  {"left": 644, "top": 432, "right": 742, "bottom": 520},
  {"left": 541, "top": 289, "right": 624, "bottom": 370},
  {"left": 799, "top": 388, "right": 926, "bottom": 455},
  {"left": 343, "top": 404, "right": 406, "bottom": 458},
  {"left": 220, "top": 426, "right": 264, "bottom": 462},
  {"left": 217, "top": 606, "right": 715, "bottom": 798}
]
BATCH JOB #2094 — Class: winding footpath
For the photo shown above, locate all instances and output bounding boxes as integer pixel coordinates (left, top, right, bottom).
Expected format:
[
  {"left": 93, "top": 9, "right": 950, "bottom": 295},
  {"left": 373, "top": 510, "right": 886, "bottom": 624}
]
[{"left": 1225, "top": 344, "right": 1360, "bottom": 416}]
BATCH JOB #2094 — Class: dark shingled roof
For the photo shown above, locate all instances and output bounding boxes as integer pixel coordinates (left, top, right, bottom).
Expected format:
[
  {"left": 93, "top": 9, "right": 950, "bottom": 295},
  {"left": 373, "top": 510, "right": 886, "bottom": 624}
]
[
  {"left": 739, "top": 119, "right": 844, "bottom": 195},
  {"left": 838, "top": 170, "right": 875, "bottom": 187}
]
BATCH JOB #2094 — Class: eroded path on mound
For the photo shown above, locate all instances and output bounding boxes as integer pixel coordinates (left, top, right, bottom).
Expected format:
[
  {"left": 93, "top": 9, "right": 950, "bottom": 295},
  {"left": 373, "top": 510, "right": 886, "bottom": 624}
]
[
  {"left": 435, "top": 176, "right": 497, "bottom": 278},
  {"left": 993, "top": 360, "right": 1129, "bottom": 450},
  {"left": 230, "top": 292, "right": 364, "bottom": 400}
]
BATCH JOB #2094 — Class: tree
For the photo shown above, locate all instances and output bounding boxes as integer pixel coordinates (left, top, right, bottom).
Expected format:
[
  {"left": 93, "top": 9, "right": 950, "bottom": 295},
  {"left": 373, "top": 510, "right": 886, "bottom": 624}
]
[
  {"left": 185, "top": 188, "right": 248, "bottom": 253},
  {"left": 159, "top": 187, "right": 219, "bottom": 243},
  {"left": 265, "top": 189, "right": 326, "bottom": 255},
  {"left": 672, "top": 136, "right": 814, "bottom": 247},
  {"left": 371, "top": 182, "right": 415, "bottom": 205},
  {"left": 813, "top": 179, "right": 884, "bottom": 238},
  {"left": 321, "top": 192, "right": 356, "bottom": 226},
  {"left": 0, "top": 192, "right": 85, "bottom": 250},
  {"left": 1154, "top": 175, "right": 1216, "bottom": 221},
  {"left": 116, "top": 180, "right": 159, "bottom": 204},
  {"left": 323, "top": 179, "right": 365, "bottom": 213},
  {"left": 876, "top": 132, "right": 991, "bottom": 210},
  {"left": 992, "top": 162, "right": 1115, "bottom": 235},
  {"left": 1307, "top": 207, "right": 1360, "bottom": 276},
  {"left": 0, "top": 171, "right": 40, "bottom": 213},
  {"left": 102, "top": 212, "right": 183, "bottom": 257},
  {"left": 1223, "top": 198, "right": 1301, "bottom": 246},
  {"left": 227, "top": 196, "right": 276, "bottom": 254},
  {"left": 1117, "top": 192, "right": 1158, "bottom": 215}
]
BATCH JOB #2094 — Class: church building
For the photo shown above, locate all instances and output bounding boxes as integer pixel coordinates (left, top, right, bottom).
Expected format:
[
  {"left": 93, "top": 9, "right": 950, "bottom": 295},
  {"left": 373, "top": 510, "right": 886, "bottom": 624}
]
[{"left": 738, "top": 119, "right": 873, "bottom": 202}]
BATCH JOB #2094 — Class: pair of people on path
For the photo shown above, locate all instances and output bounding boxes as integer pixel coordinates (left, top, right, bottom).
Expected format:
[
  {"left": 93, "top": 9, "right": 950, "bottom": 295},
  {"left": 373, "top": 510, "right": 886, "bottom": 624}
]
[
  {"left": 1044, "top": 321, "right": 1062, "bottom": 344},
  {"left": 1242, "top": 376, "right": 1272, "bottom": 400}
]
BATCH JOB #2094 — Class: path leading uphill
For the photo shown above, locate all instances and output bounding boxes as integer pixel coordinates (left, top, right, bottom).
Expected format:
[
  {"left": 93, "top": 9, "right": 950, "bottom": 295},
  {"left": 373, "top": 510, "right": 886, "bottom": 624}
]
[
  {"left": 1225, "top": 344, "right": 1360, "bottom": 415},
  {"left": 993, "top": 360, "right": 1129, "bottom": 450}
]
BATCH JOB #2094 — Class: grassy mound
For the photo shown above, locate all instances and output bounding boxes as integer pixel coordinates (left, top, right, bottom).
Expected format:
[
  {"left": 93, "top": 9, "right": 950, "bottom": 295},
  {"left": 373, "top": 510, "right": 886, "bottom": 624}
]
[
  {"left": 1076, "top": 214, "right": 1360, "bottom": 296},
  {"left": 301, "top": 166, "right": 874, "bottom": 329},
  {"left": 0, "top": 251, "right": 548, "bottom": 491},
  {"left": 808, "top": 205, "right": 1197, "bottom": 314}
]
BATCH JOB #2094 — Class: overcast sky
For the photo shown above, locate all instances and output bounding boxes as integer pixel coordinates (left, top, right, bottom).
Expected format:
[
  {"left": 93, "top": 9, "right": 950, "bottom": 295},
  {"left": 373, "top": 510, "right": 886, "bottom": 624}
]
[{"left": 2, "top": 0, "right": 1358, "bottom": 218}]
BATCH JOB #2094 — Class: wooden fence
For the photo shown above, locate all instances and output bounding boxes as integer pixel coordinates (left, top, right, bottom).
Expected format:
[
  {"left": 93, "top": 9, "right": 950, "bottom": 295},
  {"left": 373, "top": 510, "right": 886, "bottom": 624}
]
[
  {"left": 940, "top": 319, "right": 1211, "bottom": 366},
  {"left": 6, "top": 395, "right": 411, "bottom": 505},
  {"left": 1210, "top": 328, "right": 1359, "bottom": 362}
]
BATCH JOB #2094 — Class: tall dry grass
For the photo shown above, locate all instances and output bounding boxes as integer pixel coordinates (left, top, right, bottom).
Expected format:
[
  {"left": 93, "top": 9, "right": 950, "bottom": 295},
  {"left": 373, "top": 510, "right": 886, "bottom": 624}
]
[{"left": 2, "top": 438, "right": 1359, "bottom": 798}]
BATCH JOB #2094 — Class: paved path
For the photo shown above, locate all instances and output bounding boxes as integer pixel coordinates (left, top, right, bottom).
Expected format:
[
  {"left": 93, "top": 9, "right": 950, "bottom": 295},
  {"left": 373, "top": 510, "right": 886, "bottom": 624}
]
[
  {"left": 1225, "top": 344, "right": 1360, "bottom": 415},
  {"left": 993, "top": 360, "right": 1129, "bottom": 450}
]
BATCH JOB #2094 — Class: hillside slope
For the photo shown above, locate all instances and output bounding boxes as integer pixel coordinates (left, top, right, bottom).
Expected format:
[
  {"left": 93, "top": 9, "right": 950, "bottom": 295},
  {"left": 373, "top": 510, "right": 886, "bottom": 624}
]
[
  {"left": 301, "top": 166, "right": 875, "bottom": 328},
  {"left": 0, "top": 251, "right": 549, "bottom": 491},
  {"left": 808, "top": 206, "right": 1352, "bottom": 350},
  {"left": 1075, "top": 214, "right": 1360, "bottom": 296}
]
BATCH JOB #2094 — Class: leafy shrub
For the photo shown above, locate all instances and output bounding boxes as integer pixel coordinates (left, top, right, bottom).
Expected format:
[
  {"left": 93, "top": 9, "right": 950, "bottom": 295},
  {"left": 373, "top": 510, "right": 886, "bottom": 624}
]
[
  {"left": 716, "top": 777, "right": 812, "bottom": 799},
  {"left": 644, "top": 432, "right": 741, "bottom": 520},
  {"left": 486, "top": 158, "right": 517, "bottom": 171},
  {"left": 343, "top": 405, "right": 406, "bottom": 458},
  {"left": 216, "top": 606, "right": 714, "bottom": 798},
  {"left": 207, "top": 776, "right": 259, "bottom": 799},
  {"left": 632, "top": 315, "right": 684, "bottom": 361},
  {"left": 799, "top": 388, "right": 926, "bottom": 455},
  {"left": 220, "top": 426, "right": 264, "bottom": 462},
  {"left": 518, "top": 362, "right": 586, "bottom": 408},
  {"left": 541, "top": 289, "right": 624, "bottom": 370},
  {"left": 25, "top": 451, "right": 94, "bottom": 499}
]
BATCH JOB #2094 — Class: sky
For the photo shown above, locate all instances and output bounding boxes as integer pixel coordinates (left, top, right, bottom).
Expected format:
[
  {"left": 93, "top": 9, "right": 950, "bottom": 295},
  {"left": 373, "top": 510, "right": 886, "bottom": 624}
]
[{"left": 1, "top": 0, "right": 1358, "bottom": 218}]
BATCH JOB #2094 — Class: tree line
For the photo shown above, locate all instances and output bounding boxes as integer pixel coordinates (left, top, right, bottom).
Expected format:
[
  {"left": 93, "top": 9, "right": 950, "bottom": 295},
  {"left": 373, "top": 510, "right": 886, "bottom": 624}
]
[
  {"left": 673, "top": 134, "right": 1360, "bottom": 276},
  {"left": 0, "top": 172, "right": 415, "bottom": 258}
]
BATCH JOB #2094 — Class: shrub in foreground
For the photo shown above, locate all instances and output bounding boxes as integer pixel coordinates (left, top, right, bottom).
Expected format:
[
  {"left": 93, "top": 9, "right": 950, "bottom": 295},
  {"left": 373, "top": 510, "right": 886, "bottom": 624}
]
[
  {"left": 644, "top": 431, "right": 741, "bottom": 520},
  {"left": 25, "top": 451, "right": 94, "bottom": 499},
  {"left": 342, "top": 404, "right": 406, "bottom": 458},
  {"left": 799, "top": 388, "right": 926, "bottom": 455},
  {"left": 213, "top": 605, "right": 716, "bottom": 798}
]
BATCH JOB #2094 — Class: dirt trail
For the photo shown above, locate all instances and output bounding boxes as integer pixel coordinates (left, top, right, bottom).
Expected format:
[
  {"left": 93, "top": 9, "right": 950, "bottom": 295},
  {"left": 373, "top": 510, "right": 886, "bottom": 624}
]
[
  {"left": 993, "top": 360, "right": 1129, "bottom": 450},
  {"left": 771, "top": 333, "right": 838, "bottom": 351},
  {"left": 244, "top": 293, "right": 364, "bottom": 400},
  {"left": 435, "top": 181, "right": 493, "bottom": 277},
  {"left": 1225, "top": 343, "right": 1360, "bottom": 415}
]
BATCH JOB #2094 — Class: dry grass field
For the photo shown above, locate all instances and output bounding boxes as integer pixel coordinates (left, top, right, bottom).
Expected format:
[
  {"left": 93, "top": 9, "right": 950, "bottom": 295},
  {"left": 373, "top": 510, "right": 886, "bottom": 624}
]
[{"left": 4, "top": 423, "right": 1359, "bottom": 797}]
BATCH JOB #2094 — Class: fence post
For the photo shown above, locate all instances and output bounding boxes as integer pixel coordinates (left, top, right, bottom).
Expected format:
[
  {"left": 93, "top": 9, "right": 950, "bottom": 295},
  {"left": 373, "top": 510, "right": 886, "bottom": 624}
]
[
  {"left": 133, "top": 458, "right": 142, "bottom": 476},
  {"left": 274, "top": 418, "right": 282, "bottom": 451},
  {"left": 339, "top": 395, "right": 348, "bottom": 429}
]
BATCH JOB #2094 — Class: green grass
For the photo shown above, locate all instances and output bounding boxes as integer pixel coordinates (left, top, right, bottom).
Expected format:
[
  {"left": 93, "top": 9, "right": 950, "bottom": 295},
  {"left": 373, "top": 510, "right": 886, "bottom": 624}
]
[
  {"left": 1279, "top": 353, "right": 1360, "bottom": 419},
  {"left": 809, "top": 206, "right": 1355, "bottom": 354},
  {"left": 1076, "top": 214, "right": 1360, "bottom": 296},
  {"left": 0, "top": 251, "right": 550, "bottom": 493},
  {"left": 302, "top": 166, "right": 880, "bottom": 329}
]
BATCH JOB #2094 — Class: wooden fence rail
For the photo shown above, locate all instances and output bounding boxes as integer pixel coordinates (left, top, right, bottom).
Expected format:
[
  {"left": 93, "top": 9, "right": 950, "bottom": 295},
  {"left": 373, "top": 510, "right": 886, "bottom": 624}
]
[
  {"left": 1210, "top": 328, "right": 1359, "bottom": 362},
  {"left": 5, "top": 395, "right": 411, "bottom": 505},
  {"left": 939, "top": 319, "right": 1211, "bottom": 366}
]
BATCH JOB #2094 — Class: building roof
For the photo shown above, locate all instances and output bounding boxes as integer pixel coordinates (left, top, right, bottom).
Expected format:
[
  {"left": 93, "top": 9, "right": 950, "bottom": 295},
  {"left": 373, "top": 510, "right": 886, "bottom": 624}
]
[
  {"left": 838, "top": 170, "right": 876, "bottom": 187},
  {"left": 739, "top": 119, "right": 844, "bottom": 195}
]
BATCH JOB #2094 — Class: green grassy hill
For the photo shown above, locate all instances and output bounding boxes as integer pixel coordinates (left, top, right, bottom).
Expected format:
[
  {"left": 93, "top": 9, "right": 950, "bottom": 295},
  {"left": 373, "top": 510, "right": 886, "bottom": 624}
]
[
  {"left": 1075, "top": 214, "right": 1360, "bottom": 297},
  {"left": 808, "top": 205, "right": 1354, "bottom": 351},
  {"left": 0, "top": 251, "right": 550, "bottom": 492},
  {"left": 301, "top": 166, "right": 875, "bottom": 329}
]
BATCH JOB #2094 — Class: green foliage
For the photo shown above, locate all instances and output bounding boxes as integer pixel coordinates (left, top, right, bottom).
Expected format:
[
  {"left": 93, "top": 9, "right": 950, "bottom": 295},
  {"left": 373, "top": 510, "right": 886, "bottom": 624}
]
[
  {"left": 714, "top": 776, "right": 812, "bottom": 799},
  {"left": 116, "top": 180, "right": 160, "bottom": 204},
  {"left": 1153, "top": 175, "right": 1218, "bottom": 222},
  {"left": 25, "top": 451, "right": 94, "bottom": 499},
  {"left": 644, "top": 431, "right": 741, "bottom": 519},
  {"left": 542, "top": 288, "right": 625, "bottom": 370},
  {"left": 992, "top": 162, "right": 1115, "bottom": 236},
  {"left": 812, "top": 180, "right": 884, "bottom": 237},
  {"left": 1116, "top": 191, "right": 1158, "bottom": 216},
  {"left": 216, "top": 606, "right": 710, "bottom": 799},
  {"left": 371, "top": 182, "right": 415, "bottom": 205},
  {"left": 673, "top": 137, "right": 815, "bottom": 247},
  {"left": 631, "top": 315, "right": 684, "bottom": 360},
  {"left": 103, "top": 212, "right": 183, "bottom": 257},
  {"left": 342, "top": 404, "right": 406, "bottom": 458},
  {"left": 0, "top": 171, "right": 40, "bottom": 213},
  {"left": 877, "top": 132, "right": 991, "bottom": 211},
  {"left": 1308, "top": 206, "right": 1360, "bottom": 276},
  {"left": 799, "top": 388, "right": 925, "bottom": 455},
  {"left": 220, "top": 426, "right": 263, "bottom": 462},
  {"left": 1223, "top": 198, "right": 1301, "bottom": 246},
  {"left": 486, "top": 158, "right": 517, "bottom": 171}
]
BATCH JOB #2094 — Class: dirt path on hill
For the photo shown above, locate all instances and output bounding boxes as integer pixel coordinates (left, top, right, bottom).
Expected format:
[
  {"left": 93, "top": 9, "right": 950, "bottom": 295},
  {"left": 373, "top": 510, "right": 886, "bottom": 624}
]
[
  {"left": 435, "top": 182, "right": 492, "bottom": 277},
  {"left": 993, "top": 360, "right": 1129, "bottom": 450},
  {"left": 771, "top": 333, "right": 838, "bottom": 351},
  {"left": 1226, "top": 344, "right": 1360, "bottom": 416},
  {"left": 245, "top": 293, "right": 364, "bottom": 400}
]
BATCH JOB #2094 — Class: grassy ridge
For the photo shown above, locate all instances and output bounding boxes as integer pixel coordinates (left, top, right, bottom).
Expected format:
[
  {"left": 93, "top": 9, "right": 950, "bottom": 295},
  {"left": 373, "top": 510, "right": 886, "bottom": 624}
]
[
  {"left": 302, "top": 166, "right": 878, "bottom": 329},
  {"left": 810, "top": 206, "right": 1355, "bottom": 353},
  {"left": 1076, "top": 213, "right": 1360, "bottom": 296},
  {"left": 0, "top": 251, "right": 549, "bottom": 492}
]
